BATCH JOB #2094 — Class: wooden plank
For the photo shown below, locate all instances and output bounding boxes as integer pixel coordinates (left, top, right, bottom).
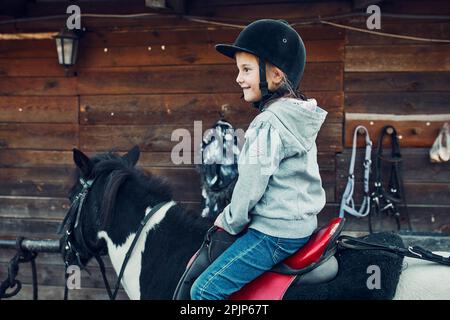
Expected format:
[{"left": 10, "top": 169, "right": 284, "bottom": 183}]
[
  {"left": 189, "top": 0, "right": 312, "bottom": 7},
  {"left": 0, "top": 167, "right": 75, "bottom": 197},
  {"left": 78, "top": 43, "right": 226, "bottom": 68},
  {"left": 0, "top": 165, "right": 201, "bottom": 201},
  {"left": 0, "top": 77, "right": 77, "bottom": 96},
  {"left": 0, "top": 248, "right": 67, "bottom": 265},
  {"left": 0, "top": 123, "right": 78, "bottom": 150},
  {"left": 6, "top": 284, "right": 129, "bottom": 300},
  {"left": 345, "top": 45, "right": 450, "bottom": 72},
  {"left": 320, "top": 167, "right": 336, "bottom": 204},
  {"left": 14, "top": 16, "right": 202, "bottom": 32},
  {"left": 318, "top": 122, "right": 342, "bottom": 152},
  {"left": 0, "top": 58, "right": 66, "bottom": 77},
  {"left": 80, "top": 122, "right": 342, "bottom": 153},
  {"left": 80, "top": 93, "right": 257, "bottom": 125},
  {"left": 76, "top": 63, "right": 342, "bottom": 94},
  {"left": 380, "top": 0, "right": 450, "bottom": 15},
  {"left": 24, "top": 0, "right": 154, "bottom": 16},
  {"left": 0, "top": 217, "right": 60, "bottom": 239},
  {"left": 76, "top": 40, "right": 343, "bottom": 68},
  {"left": 0, "top": 196, "right": 69, "bottom": 220},
  {"left": 0, "top": 149, "right": 198, "bottom": 168},
  {"left": 0, "top": 195, "right": 201, "bottom": 222},
  {"left": 0, "top": 150, "right": 73, "bottom": 167},
  {"left": 0, "top": 260, "right": 120, "bottom": 289},
  {"left": 0, "top": 96, "right": 78, "bottom": 123},
  {"left": 345, "top": 114, "right": 450, "bottom": 148},
  {"left": 0, "top": 40, "right": 55, "bottom": 58},
  {"left": 317, "top": 152, "right": 336, "bottom": 170},
  {"left": 345, "top": 92, "right": 450, "bottom": 115},
  {"left": 80, "top": 92, "right": 342, "bottom": 126},
  {"left": 345, "top": 72, "right": 450, "bottom": 92},
  {"left": 346, "top": 22, "right": 450, "bottom": 45},
  {"left": 0, "top": 143, "right": 340, "bottom": 170},
  {"left": 336, "top": 180, "right": 450, "bottom": 206},
  {"left": 319, "top": 203, "right": 450, "bottom": 233},
  {"left": 81, "top": 25, "right": 344, "bottom": 48},
  {"left": 189, "top": 1, "right": 351, "bottom": 20},
  {"left": 302, "top": 63, "right": 343, "bottom": 92},
  {"left": 336, "top": 148, "right": 450, "bottom": 184}
]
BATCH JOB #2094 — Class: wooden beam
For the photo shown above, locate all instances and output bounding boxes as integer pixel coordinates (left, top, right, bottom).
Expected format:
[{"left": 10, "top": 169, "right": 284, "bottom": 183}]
[
  {"left": 352, "top": 0, "right": 385, "bottom": 10},
  {"left": 167, "top": 0, "right": 186, "bottom": 15},
  {"left": 0, "top": 32, "right": 57, "bottom": 40}
]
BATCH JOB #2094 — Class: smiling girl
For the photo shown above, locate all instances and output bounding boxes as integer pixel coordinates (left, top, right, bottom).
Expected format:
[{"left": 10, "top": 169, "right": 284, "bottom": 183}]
[{"left": 191, "top": 19, "right": 328, "bottom": 300}]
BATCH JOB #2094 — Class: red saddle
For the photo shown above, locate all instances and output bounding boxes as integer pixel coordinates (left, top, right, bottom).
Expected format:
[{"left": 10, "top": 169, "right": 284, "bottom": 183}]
[
  {"left": 173, "top": 217, "right": 344, "bottom": 300},
  {"left": 230, "top": 217, "right": 344, "bottom": 300}
]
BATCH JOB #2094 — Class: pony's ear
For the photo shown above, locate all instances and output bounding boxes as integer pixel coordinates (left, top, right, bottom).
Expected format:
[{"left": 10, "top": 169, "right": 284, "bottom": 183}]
[
  {"left": 73, "top": 148, "right": 93, "bottom": 178},
  {"left": 123, "top": 145, "right": 140, "bottom": 166}
]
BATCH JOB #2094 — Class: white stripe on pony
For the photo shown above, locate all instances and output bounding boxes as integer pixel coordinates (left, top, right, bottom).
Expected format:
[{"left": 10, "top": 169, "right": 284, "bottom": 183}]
[
  {"left": 394, "top": 251, "right": 450, "bottom": 300},
  {"left": 97, "top": 201, "right": 176, "bottom": 300}
]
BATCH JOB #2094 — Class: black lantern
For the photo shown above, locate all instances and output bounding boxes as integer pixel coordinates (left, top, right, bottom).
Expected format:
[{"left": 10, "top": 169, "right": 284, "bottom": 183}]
[{"left": 54, "top": 28, "right": 79, "bottom": 68}]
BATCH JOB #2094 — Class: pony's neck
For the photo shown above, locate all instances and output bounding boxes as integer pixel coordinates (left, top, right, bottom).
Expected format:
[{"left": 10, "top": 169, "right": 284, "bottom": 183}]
[
  {"left": 138, "top": 204, "right": 213, "bottom": 299},
  {"left": 98, "top": 201, "right": 177, "bottom": 299}
]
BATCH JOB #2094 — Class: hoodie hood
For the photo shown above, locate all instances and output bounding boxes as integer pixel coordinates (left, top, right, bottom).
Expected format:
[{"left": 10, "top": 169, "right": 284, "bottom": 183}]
[{"left": 263, "top": 98, "right": 327, "bottom": 151}]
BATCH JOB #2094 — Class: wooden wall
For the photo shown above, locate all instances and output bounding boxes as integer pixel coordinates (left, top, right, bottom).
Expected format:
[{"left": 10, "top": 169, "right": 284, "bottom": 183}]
[{"left": 0, "top": 0, "right": 449, "bottom": 299}]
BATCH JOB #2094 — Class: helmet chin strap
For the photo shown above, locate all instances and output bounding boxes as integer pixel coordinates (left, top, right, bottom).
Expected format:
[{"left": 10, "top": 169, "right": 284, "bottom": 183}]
[{"left": 253, "top": 58, "right": 276, "bottom": 111}]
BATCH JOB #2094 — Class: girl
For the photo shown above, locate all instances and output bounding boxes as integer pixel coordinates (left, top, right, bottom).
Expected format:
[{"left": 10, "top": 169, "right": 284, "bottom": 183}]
[{"left": 191, "top": 19, "right": 328, "bottom": 300}]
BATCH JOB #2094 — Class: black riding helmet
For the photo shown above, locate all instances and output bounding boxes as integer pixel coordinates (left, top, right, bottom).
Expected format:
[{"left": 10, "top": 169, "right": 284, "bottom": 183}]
[{"left": 215, "top": 19, "right": 306, "bottom": 108}]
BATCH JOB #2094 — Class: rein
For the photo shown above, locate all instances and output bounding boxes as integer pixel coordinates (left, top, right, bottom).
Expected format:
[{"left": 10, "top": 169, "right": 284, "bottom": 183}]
[
  {"left": 339, "top": 125, "right": 372, "bottom": 218},
  {"left": 59, "top": 176, "right": 169, "bottom": 300},
  {"left": 369, "top": 125, "right": 412, "bottom": 232},
  {"left": 337, "top": 235, "right": 450, "bottom": 266}
]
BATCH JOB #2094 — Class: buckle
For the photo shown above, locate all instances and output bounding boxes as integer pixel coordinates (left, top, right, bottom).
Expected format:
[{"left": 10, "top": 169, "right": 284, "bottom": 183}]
[{"left": 407, "top": 246, "right": 423, "bottom": 258}]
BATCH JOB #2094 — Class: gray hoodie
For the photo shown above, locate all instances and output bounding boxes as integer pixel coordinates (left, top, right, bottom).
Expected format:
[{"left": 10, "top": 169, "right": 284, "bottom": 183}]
[{"left": 219, "top": 97, "right": 328, "bottom": 238}]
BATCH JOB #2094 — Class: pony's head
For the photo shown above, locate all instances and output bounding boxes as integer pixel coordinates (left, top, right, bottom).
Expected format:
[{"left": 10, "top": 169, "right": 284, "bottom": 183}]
[{"left": 59, "top": 145, "right": 172, "bottom": 268}]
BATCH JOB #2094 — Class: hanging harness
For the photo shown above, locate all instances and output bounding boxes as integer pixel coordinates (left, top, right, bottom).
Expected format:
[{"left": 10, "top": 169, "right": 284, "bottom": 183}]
[
  {"left": 339, "top": 125, "right": 372, "bottom": 218},
  {"left": 369, "top": 125, "right": 412, "bottom": 233},
  {"left": 198, "top": 120, "right": 240, "bottom": 218}
]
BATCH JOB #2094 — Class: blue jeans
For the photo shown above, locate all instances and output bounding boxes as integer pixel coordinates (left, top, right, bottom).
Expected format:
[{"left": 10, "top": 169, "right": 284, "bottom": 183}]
[{"left": 190, "top": 228, "right": 310, "bottom": 300}]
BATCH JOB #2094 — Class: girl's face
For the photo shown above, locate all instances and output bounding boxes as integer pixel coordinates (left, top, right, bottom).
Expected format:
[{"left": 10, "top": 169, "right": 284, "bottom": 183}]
[{"left": 235, "top": 51, "right": 282, "bottom": 103}]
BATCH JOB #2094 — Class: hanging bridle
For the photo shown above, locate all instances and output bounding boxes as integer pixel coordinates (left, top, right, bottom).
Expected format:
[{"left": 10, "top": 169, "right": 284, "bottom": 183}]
[
  {"left": 369, "top": 125, "right": 412, "bottom": 233},
  {"left": 58, "top": 176, "right": 169, "bottom": 300},
  {"left": 339, "top": 125, "right": 372, "bottom": 218}
]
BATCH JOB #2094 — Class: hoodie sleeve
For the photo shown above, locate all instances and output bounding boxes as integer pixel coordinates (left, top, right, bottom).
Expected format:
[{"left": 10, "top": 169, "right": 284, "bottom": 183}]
[{"left": 220, "top": 121, "right": 284, "bottom": 235}]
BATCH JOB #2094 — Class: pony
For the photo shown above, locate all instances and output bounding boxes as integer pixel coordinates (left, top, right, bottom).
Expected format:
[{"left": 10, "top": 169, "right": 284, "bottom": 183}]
[{"left": 62, "top": 146, "right": 450, "bottom": 300}]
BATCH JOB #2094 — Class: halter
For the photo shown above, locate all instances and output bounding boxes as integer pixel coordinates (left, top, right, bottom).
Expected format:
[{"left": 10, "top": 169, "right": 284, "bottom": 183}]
[
  {"left": 59, "top": 176, "right": 169, "bottom": 300},
  {"left": 369, "top": 125, "right": 412, "bottom": 232},
  {"left": 339, "top": 125, "right": 372, "bottom": 218}
]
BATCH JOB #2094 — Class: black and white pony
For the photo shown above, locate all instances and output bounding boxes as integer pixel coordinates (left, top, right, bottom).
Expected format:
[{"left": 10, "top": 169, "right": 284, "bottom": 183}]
[{"left": 64, "top": 146, "right": 450, "bottom": 300}]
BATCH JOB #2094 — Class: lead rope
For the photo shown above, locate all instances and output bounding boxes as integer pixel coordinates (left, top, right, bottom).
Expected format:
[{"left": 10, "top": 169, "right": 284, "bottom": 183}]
[{"left": 339, "top": 125, "right": 372, "bottom": 218}]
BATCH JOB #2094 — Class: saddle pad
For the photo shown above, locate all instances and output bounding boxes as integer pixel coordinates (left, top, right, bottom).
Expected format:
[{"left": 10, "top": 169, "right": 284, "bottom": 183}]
[{"left": 283, "top": 232, "right": 404, "bottom": 300}]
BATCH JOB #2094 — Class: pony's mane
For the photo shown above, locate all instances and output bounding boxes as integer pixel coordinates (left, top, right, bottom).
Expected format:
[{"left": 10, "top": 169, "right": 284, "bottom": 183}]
[{"left": 89, "top": 151, "right": 174, "bottom": 229}]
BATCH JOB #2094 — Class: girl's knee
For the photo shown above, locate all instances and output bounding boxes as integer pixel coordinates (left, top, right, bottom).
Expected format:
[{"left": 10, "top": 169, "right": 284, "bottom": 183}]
[
  {"left": 191, "top": 276, "right": 226, "bottom": 300},
  {"left": 190, "top": 279, "right": 202, "bottom": 300}
]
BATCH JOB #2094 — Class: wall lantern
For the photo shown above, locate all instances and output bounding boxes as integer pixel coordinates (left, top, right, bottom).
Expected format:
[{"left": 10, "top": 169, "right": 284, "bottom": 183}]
[{"left": 54, "top": 28, "right": 79, "bottom": 68}]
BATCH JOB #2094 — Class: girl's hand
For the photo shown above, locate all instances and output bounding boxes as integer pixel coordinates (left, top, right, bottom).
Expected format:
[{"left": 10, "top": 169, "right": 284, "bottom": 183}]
[{"left": 214, "top": 214, "right": 224, "bottom": 229}]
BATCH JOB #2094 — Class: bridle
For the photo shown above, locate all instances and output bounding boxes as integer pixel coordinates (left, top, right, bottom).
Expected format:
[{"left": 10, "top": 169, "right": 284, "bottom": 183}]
[
  {"left": 339, "top": 125, "right": 372, "bottom": 218},
  {"left": 369, "top": 125, "right": 412, "bottom": 233},
  {"left": 59, "top": 175, "right": 169, "bottom": 300}
]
